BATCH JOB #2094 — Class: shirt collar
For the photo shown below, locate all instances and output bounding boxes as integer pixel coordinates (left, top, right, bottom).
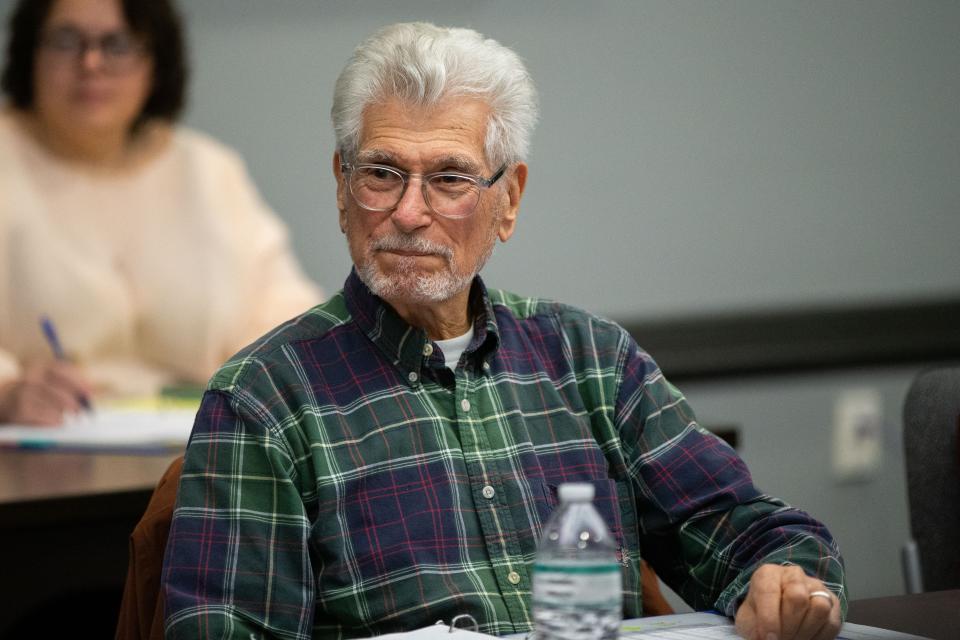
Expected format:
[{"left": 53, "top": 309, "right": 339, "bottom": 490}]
[{"left": 343, "top": 269, "right": 500, "bottom": 385}]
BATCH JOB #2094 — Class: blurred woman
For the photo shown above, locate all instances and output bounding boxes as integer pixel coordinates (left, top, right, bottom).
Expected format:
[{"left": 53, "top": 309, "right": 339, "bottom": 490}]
[{"left": 0, "top": 0, "right": 322, "bottom": 425}]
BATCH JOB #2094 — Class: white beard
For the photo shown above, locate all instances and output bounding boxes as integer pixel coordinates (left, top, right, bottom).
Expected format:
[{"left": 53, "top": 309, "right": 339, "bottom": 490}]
[{"left": 351, "top": 219, "right": 499, "bottom": 304}]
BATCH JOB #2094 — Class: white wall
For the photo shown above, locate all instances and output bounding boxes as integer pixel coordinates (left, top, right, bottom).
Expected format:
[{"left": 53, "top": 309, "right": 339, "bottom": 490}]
[
  {"left": 4, "top": 0, "right": 956, "bottom": 316},
  {"left": 171, "top": 0, "right": 960, "bottom": 319}
]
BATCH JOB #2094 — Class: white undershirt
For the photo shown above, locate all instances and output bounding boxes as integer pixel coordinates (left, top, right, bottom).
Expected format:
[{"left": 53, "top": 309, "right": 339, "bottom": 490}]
[{"left": 434, "top": 325, "right": 475, "bottom": 370}]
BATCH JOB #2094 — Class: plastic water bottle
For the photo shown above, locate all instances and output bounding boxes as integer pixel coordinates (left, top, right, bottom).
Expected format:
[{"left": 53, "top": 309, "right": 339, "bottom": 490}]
[{"left": 532, "top": 483, "right": 622, "bottom": 640}]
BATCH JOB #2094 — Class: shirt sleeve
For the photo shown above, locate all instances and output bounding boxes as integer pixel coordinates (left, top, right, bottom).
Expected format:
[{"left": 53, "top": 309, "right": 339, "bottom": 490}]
[
  {"left": 613, "top": 337, "right": 847, "bottom": 617},
  {"left": 162, "top": 389, "right": 315, "bottom": 640}
]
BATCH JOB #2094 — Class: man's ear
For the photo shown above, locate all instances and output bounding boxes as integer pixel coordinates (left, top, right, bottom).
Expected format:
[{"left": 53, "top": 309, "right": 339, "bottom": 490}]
[
  {"left": 497, "top": 162, "right": 527, "bottom": 242},
  {"left": 334, "top": 151, "right": 348, "bottom": 233}
]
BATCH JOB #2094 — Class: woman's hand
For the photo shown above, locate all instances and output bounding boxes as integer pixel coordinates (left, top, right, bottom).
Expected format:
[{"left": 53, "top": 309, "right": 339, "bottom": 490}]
[{"left": 0, "top": 361, "right": 94, "bottom": 426}]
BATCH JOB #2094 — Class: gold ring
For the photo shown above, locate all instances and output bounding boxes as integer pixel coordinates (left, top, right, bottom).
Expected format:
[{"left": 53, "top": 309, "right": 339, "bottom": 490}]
[{"left": 809, "top": 590, "right": 834, "bottom": 608}]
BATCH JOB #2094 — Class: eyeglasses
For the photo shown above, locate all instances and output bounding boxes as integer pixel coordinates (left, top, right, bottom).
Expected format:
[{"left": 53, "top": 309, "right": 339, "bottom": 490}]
[
  {"left": 341, "top": 162, "right": 507, "bottom": 219},
  {"left": 39, "top": 27, "right": 147, "bottom": 74}
]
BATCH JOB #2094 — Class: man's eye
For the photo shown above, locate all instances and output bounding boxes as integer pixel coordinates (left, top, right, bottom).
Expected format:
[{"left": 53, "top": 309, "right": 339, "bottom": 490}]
[
  {"left": 356, "top": 167, "right": 402, "bottom": 192},
  {"left": 358, "top": 166, "right": 399, "bottom": 181},
  {"left": 431, "top": 174, "right": 474, "bottom": 193},
  {"left": 369, "top": 168, "right": 396, "bottom": 180}
]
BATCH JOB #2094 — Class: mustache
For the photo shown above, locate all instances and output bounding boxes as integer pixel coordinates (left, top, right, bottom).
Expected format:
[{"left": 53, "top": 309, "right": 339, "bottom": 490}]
[{"left": 371, "top": 234, "right": 454, "bottom": 260}]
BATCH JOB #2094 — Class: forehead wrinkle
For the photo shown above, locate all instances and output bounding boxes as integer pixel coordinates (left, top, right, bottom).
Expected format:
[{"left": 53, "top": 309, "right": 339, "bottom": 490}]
[{"left": 357, "top": 96, "right": 491, "bottom": 170}]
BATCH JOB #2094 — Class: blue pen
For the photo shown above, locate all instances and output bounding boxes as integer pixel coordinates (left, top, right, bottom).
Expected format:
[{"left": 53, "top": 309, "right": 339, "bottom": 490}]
[{"left": 39, "top": 315, "right": 92, "bottom": 411}]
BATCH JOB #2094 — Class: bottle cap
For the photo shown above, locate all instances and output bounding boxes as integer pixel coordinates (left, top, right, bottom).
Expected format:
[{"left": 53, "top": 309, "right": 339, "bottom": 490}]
[{"left": 558, "top": 482, "right": 594, "bottom": 502}]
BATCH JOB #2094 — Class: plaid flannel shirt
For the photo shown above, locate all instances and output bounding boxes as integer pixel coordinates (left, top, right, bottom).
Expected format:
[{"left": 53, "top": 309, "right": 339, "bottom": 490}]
[{"left": 163, "top": 270, "right": 845, "bottom": 640}]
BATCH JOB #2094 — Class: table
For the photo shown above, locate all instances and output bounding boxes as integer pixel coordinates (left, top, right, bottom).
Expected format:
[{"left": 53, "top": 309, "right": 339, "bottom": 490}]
[
  {"left": 847, "top": 589, "right": 960, "bottom": 640},
  {"left": 0, "top": 449, "right": 180, "bottom": 638}
]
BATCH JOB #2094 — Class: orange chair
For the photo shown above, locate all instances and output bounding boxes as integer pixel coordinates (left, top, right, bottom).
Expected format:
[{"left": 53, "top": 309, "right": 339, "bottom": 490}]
[
  {"left": 639, "top": 559, "right": 674, "bottom": 615},
  {"left": 115, "top": 455, "right": 183, "bottom": 640}
]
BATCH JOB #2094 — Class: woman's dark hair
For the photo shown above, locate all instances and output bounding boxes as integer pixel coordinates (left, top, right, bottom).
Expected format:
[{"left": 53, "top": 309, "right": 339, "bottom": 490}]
[{"left": 1, "top": 0, "right": 189, "bottom": 128}]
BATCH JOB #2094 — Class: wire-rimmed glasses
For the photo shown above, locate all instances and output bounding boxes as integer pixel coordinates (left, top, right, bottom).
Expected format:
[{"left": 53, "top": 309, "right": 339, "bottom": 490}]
[{"left": 341, "top": 162, "right": 507, "bottom": 219}]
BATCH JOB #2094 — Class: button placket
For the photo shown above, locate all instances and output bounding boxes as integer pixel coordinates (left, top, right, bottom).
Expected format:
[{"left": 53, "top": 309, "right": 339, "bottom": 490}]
[
  {"left": 454, "top": 365, "right": 526, "bottom": 602},
  {"left": 457, "top": 370, "right": 472, "bottom": 417}
]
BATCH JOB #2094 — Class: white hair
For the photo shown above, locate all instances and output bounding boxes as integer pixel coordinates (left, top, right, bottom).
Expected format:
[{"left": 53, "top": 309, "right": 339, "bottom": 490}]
[{"left": 332, "top": 22, "right": 539, "bottom": 167}]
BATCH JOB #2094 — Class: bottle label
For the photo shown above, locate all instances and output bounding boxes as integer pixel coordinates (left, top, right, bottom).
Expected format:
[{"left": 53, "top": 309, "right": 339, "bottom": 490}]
[{"left": 532, "top": 563, "right": 622, "bottom": 608}]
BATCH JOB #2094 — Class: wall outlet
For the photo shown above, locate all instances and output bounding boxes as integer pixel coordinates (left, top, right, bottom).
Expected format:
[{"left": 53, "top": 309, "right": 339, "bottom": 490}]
[{"left": 832, "top": 389, "right": 884, "bottom": 482}]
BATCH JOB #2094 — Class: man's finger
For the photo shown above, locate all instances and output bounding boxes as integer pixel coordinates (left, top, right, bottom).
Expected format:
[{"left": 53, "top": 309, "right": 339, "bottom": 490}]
[
  {"left": 749, "top": 565, "right": 787, "bottom": 639},
  {"left": 778, "top": 566, "right": 813, "bottom": 639},
  {"left": 797, "top": 581, "right": 840, "bottom": 640},
  {"left": 734, "top": 600, "right": 758, "bottom": 640}
]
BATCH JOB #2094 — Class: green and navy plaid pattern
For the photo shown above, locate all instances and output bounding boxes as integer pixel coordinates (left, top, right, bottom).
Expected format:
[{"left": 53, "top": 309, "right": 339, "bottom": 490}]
[{"left": 163, "top": 270, "right": 845, "bottom": 640}]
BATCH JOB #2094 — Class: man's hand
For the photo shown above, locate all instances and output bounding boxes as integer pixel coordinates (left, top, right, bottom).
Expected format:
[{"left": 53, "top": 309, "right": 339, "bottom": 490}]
[
  {"left": 0, "top": 361, "right": 94, "bottom": 426},
  {"left": 735, "top": 564, "right": 841, "bottom": 640}
]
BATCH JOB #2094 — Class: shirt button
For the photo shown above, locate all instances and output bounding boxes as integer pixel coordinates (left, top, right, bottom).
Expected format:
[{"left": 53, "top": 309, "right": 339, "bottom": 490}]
[
  {"left": 507, "top": 571, "right": 521, "bottom": 585},
  {"left": 408, "top": 371, "right": 419, "bottom": 383},
  {"left": 482, "top": 485, "right": 495, "bottom": 499},
  {"left": 423, "top": 343, "right": 434, "bottom": 356},
  {"left": 482, "top": 361, "right": 491, "bottom": 371},
  {"left": 460, "top": 399, "right": 471, "bottom": 412}
]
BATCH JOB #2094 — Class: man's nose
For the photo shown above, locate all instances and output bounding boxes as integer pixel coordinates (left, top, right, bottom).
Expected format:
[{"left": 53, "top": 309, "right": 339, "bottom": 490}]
[{"left": 390, "top": 178, "right": 432, "bottom": 232}]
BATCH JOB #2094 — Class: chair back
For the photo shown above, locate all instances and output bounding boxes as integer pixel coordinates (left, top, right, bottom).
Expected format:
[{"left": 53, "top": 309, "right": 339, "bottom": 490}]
[
  {"left": 902, "top": 366, "right": 960, "bottom": 592},
  {"left": 115, "top": 455, "right": 184, "bottom": 640}
]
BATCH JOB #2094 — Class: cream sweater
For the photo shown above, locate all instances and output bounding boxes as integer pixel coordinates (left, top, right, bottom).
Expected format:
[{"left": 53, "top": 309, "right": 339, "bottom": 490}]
[{"left": 0, "top": 111, "right": 322, "bottom": 397}]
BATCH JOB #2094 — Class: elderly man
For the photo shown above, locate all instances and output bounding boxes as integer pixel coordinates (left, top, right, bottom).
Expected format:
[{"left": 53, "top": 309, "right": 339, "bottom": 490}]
[{"left": 163, "top": 22, "right": 845, "bottom": 640}]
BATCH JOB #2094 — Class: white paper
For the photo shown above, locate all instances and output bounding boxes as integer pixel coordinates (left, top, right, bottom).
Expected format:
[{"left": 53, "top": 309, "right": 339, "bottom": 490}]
[
  {"left": 0, "top": 407, "right": 196, "bottom": 451},
  {"left": 361, "top": 622, "right": 500, "bottom": 640},
  {"left": 616, "top": 613, "right": 927, "bottom": 640},
  {"left": 353, "top": 613, "right": 928, "bottom": 640}
]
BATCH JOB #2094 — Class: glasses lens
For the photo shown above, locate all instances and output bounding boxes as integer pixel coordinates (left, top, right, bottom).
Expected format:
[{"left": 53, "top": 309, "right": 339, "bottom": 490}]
[
  {"left": 426, "top": 174, "right": 481, "bottom": 218},
  {"left": 350, "top": 166, "right": 405, "bottom": 210}
]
